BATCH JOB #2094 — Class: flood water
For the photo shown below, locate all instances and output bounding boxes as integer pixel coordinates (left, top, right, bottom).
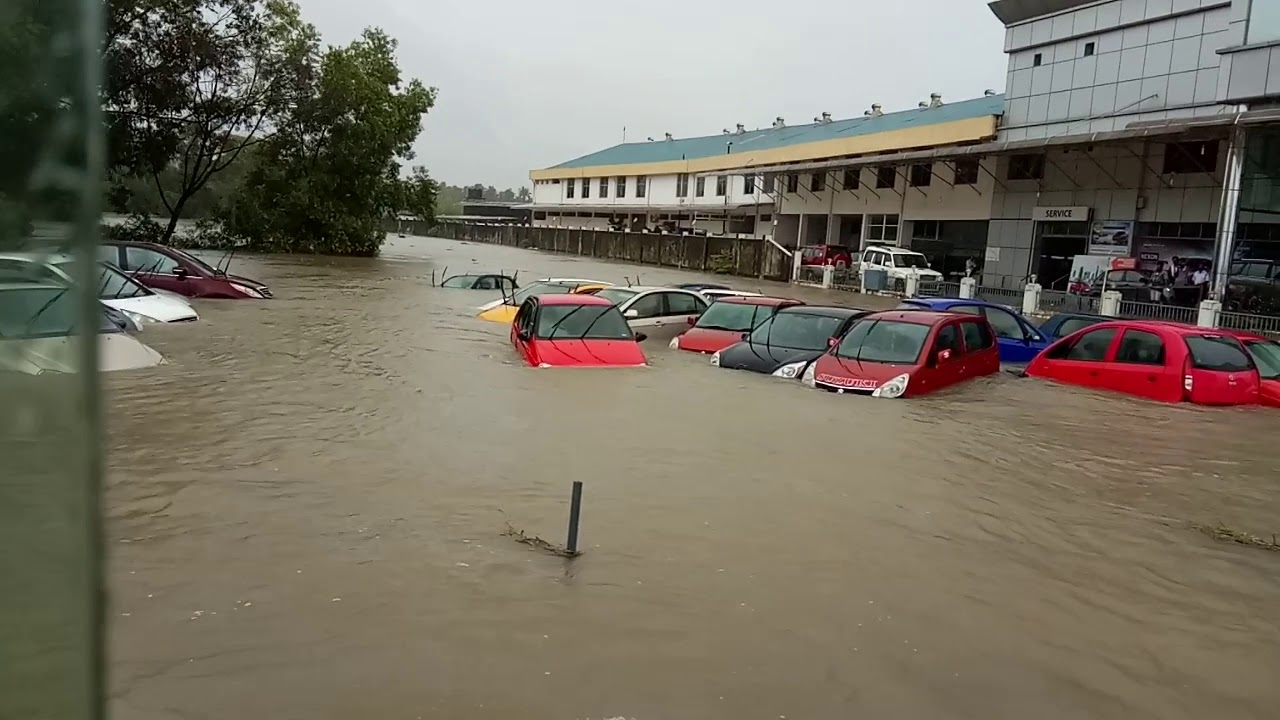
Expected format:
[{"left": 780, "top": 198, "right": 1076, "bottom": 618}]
[{"left": 107, "top": 234, "right": 1280, "bottom": 719}]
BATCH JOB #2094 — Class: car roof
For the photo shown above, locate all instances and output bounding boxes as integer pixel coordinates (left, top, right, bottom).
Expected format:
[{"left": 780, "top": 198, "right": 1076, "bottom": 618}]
[
  {"left": 864, "top": 309, "right": 956, "bottom": 325},
  {"left": 534, "top": 277, "right": 611, "bottom": 284},
  {"left": 0, "top": 281, "right": 66, "bottom": 291},
  {"left": 0, "top": 251, "right": 76, "bottom": 264},
  {"left": 537, "top": 293, "right": 614, "bottom": 306},
  {"left": 1048, "top": 311, "right": 1109, "bottom": 320},
  {"left": 719, "top": 295, "right": 798, "bottom": 306},
  {"left": 867, "top": 245, "right": 923, "bottom": 254},
  {"left": 907, "top": 297, "right": 1003, "bottom": 310},
  {"left": 776, "top": 305, "right": 864, "bottom": 319},
  {"left": 610, "top": 285, "right": 686, "bottom": 294},
  {"left": 1063, "top": 319, "right": 1243, "bottom": 337}
]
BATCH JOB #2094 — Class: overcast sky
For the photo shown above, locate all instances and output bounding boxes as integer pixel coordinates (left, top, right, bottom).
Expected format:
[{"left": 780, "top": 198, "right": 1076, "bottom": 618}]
[{"left": 298, "top": 0, "right": 1009, "bottom": 190}]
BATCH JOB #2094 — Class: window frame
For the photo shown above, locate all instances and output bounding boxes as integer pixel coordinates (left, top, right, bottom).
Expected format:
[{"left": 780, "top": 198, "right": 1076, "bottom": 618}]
[
  {"left": 810, "top": 172, "right": 826, "bottom": 192},
  {"left": 786, "top": 174, "right": 799, "bottom": 193},
  {"left": 617, "top": 176, "right": 627, "bottom": 198},
  {"left": 635, "top": 176, "right": 647, "bottom": 198},
  {"left": 566, "top": 178, "right": 576, "bottom": 199},
  {"left": 715, "top": 175, "right": 727, "bottom": 197},
  {"left": 953, "top": 159, "right": 980, "bottom": 185},
  {"left": 1050, "top": 327, "right": 1119, "bottom": 362},
  {"left": 959, "top": 319, "right": 995, "bottom": 353},
  {"left": 743, "top": 175, "right": 755, "bottom": 194},
  {"left": 909, "top": 163, "right": 932, "bottom": 188},
  {"left": 599, "top": 177, "right": 608, "bottom": 198},
  {"left": 1114, "top": 328, "right": 1167, "bottom": 366},
  {"left": 695, "top": 176, "right": 706, "bottom": 198},
  {"left": 875, "top": 167, "right": 896, "bottom": 189},
  {"left": 582, "top": 178, "right": 591, "bottom": 199},
  {"left": 1008, "top": 154, "right": 1045, "bottom": 180},
  {"left": 843, "top": 168, "right": 859, "bottom": 190}
]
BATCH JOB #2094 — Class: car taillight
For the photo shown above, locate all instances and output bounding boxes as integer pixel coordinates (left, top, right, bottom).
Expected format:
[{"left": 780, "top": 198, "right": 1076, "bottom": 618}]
[{"left": 1182, "top": 356, "right": 1193, "bottom": 399}]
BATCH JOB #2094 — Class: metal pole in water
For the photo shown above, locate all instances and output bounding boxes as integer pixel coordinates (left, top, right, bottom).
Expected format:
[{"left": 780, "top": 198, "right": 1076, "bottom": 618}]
[{"left": 566, "top": 481, "right": 583, "bottom": 555}]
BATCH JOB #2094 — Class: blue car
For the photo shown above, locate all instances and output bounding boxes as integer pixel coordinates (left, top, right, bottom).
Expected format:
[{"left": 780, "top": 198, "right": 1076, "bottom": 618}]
[
  {"left": 898, "top": 297, "right": 1052, "bottom": 364},
  {"left": 1038, "top": 312, "right": 1109, "bottom": 341}
]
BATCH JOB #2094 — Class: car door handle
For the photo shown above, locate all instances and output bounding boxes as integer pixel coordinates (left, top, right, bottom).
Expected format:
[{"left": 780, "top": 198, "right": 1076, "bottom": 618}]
[{"left": 1088, "top": 371, "right": 1099, "bottom": 377}]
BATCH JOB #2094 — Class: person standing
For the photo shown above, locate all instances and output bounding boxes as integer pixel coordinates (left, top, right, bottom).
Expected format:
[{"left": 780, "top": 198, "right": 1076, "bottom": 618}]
[{"left": 1192, "top": 264, "right": 1211, "bottom": 301}]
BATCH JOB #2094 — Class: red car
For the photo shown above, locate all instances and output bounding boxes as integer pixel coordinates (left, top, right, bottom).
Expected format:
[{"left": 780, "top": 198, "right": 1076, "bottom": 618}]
[
  {"left": 671, "top": 296, "right": 803, "bottom": 354},
  {"left": 510, "top": 294, "right": 647, "bottom": 368},
  {"left": 1025, "top": 320, "right": 1261, "bottom": 405},
  {"left": 802, "top": 310, "right": 1001, "bottom": 397},
  {"left": 799, "top": 244, "right": 854, "bottom": 269},
  {"left": 99, "top": 241, "right": 272, "bottom": 299},
  {"left": 1224, "top": 330, "right": 1280, "bottom": 407}
]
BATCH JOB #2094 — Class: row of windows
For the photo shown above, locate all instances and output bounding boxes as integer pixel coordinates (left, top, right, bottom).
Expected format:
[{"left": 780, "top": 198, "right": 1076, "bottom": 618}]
[
  {"left": 1031, "top": 40, "right": 1094, "bottom": 68},
  {"left": 566, "top": 176, "right": 647, "bottom": 200}
]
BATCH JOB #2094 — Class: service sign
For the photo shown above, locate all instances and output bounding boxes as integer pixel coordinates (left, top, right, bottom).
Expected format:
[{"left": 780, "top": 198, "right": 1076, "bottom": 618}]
[{"left": 1033, "top": 206, "right": 1090, "bottom": 222}]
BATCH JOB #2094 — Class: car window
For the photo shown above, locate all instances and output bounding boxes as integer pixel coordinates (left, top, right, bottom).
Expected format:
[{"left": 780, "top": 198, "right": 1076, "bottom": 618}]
[
  {"left": 664, "top": 292, "right": 702, "bottom": 315},
  {"left": 933, "top": 323, "right": 961, "bottom": 355},
  {"left": 1244, "top": 341, "right": 1280, "bottom": 380},
  {"left": 499, "top": 277, "right": 516, "bottom": 291},
  {"left": 960, "top": 320, "right": 994, "bottom": 352},
  {"left": 1185, "top": 336, "right": 1254, "bottom": 372},
  {"left": 983, "top": 308, "right": 1026, "bottom": 340},
  {"left": 947, "top": 304, "right": 982, "bottom": 316},
  {"left": 0, "top": 259, "right": 61, "bottom": 284},
  {"left": 1064, "top": 328, "right": 1117, "bottom": 361},
  {"left": 474, "top": 276, "right": 498, "bottom": 290},
  {"left": 836, "top": 319, "right": 930, "bottom": 364},
  {"left": 626, "top": 293, "right": 663, "bottom": 318},
  {"left": 536, "top": 304, "right": 633, "bottom": 340},
  {"left": 514, "top": 300, "right": 533, "bottom": 335},
  {"left": 442, "top": 275, "right": 478, "bottom": 288},
  {"left": 124, "top": 247, "right": 181, "bottom": 274},
  {"left": 1115, "top": 329, "right": 1166, "bottom": 365},
  {"left": 1056, "top": 317, "right": 1103, "bottom": 338}
]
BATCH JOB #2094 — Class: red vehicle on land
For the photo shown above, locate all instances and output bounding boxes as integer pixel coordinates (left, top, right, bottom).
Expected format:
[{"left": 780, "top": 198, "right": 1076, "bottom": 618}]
[
  {"left": 802, "top": 310, "right": 1001, "bottom": 398},
  {"left": 671, "top": 296, "right": 803, "bottom": 354},
  {"left": 510, "top": 294, "right": 647, "bottom": 368},
  {"left": 100, "top": 241, "right": 271, "bottom": 299},
  {"left": 798, "top": 244, "right": 854, "bottom": 269},
  {"left": 1025, "top": 320, "right": 1262, "bottom": 405}
]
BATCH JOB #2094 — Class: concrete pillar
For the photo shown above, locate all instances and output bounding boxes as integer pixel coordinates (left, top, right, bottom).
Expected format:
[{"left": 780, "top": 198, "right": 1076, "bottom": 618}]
[
  {"left": 1022, "top": 282, "right": 1042, "bottom": 316},
  {"left": 822, "top": 265, "right": 834, "bottom": 289},
  {"left": 1100, "top": 290, "right": 1122, "bottom": 317},
  {"left": 791, "top": 249, "right": 803, "bottom": 283},
  {"left": 1197, "top": 299, "right": 1223, "bottom": 328},
  {"left": 1211, "top": 122, "right": 1246, "bottom": 301},
  {"left": 904, "top": 274, "right": 919, "bottom": 298},
  {"left": 959, "top": 277, "right": 977, "bottom": 299},
  {"left": 797, "top": 214, "right": 807, "bottom": 247}
]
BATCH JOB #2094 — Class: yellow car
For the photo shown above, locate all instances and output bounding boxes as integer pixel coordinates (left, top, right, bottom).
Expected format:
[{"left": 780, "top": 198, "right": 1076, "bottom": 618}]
[{"left": 477, "top": 279, "right": 612, "bottom": 323}]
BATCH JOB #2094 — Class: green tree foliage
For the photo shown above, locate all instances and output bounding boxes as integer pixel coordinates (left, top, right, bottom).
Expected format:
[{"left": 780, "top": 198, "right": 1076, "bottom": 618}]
[
  {"left": 226, "top": 29, "right": 435, "bottom": 255},
  {"left": 389, "top": 166, "right": 439, "bottom": 225}
]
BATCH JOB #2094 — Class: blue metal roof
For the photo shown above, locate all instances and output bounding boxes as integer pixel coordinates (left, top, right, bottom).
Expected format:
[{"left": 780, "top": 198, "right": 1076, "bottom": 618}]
[{"left": 552, "top": 95, "right": 1005, "bottom": 170}]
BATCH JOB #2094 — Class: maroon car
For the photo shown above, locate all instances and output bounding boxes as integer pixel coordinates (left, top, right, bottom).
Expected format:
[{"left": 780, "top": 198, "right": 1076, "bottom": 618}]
[{"left": 98, "top": 241, "right": 272, "bottom": 299}]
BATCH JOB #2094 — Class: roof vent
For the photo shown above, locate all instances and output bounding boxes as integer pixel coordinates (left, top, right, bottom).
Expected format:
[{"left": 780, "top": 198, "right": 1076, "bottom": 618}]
[
  {"left": 772, "top": 116, "right": 786, "bottom": 128},
  {"left": 664, "top": 133, "right": 674, "bottom": 141},
  {"left": 646, "top": 136, "right": 655, "bottom": 142},
  {"left": 929, "top": 93, "right": 944, "bottom": 108},
  {"left": 918, "top": 101, "right": 929, "bottom": 108},
  {"left": 865, "top": 104, "right": 883, "bottom": 117},
  {"left": 813, "top": 112, "right": 833, "bottom": 124},
  {"left": 723, "top": 128, "right": 731, "bottom": 135},
  {"left": 735, "top": 123, "right": 746, "bottom": 134},
  {"left": 984, "top": 89, "right": 997, "bottom": 96}
]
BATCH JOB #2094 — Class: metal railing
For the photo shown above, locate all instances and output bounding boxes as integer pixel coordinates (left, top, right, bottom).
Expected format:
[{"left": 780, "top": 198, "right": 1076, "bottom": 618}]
[
  {"left": 919, "top": 280, "right": 960, "bottom": 298},
  {"left": 1039, "top": 290, "right": 1101, "bottom": 315},
  {"left": 975, "top": 285, "right": 1024, "bottom": 305},
  {"left": 794, "top": 265, "right": 825, "bottom": 286},
  {"left": 1117, "top": 300, "right": 1198, "bottom": 324},
  {"left": 1220, "top": 311, "right": 1280, "bottom": 338},
  {"left": 832, "top": 268, "right": 861, "bottom": 292}
]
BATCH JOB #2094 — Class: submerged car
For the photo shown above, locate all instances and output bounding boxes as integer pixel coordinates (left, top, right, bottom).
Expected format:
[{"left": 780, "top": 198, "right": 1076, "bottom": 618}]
[
  {"left": 441, "top": 273, "right": 518, "bottom": 291},
  {"left": 803, "top": 310, "right": 1000, "bottom": 397},
  {"left": 674, "top": 282, "right": 732, "bottom": 292},
  {"left": 99, "top": 241, "right": 271, "bottom": 299},
  {"left": 478, "top": 280, "right": 611, "bottom": 324},
  {"left": 592, "top": 286, "right": 710, "bottom": 332},
  {"left": 899, "top": 297, "right": 1051, "bottom": 364},
  {"left": 700, "top": 288, "right": 763, "bottom": 303},
  {"left": 1224, "top": 330, "right": 1280, "bottom": 407},
  {"left": 0, "top": 253, "right": 199, "bottom": 324},
  {"left": 1025, "top": 320, "right": 1262, "bottom": 405},
  {"left": 711, "top": 305, "right": 869, "bottom": 377},
  {"left": 510, "top": 294, "right": 646, "bottom": 368},
  {"left": 671, "top": 296, "right": 803, "bottom": 354},
  {"left": 1039, "top": 312, "right": 1108, "bottom": 340},
  {"left": 0, "top": 283, "right": 166, "bottom": 374}
]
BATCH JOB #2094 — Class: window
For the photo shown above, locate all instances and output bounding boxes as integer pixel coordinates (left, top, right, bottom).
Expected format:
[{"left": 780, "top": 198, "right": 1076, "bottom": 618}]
[
  {"left": 716, "top": 175, "right": 727, "bottom": 196},
  {"left": 123, "top": 247, "right": 181, "bottom": 274},
  {"left": 582, "top": 178, "right": 591, "bottom": 199},
  {"left": 1163, "top": 141, "right": 1219, "bottom": 174},
  {"left": 566, "top": 179, "right": 575, "bottom": 198},
  {"left": 836, "top": 319, "right": 931, "bottom": 364},
  {"left": 1064, "top": 328, "right": 1117, "bottom": 361},
  {"left": 875, "top": 167, "right": 896, "bottom": 189},
  {"left": 1248, "top": 0, "right": 1280, "bottom": 43},
  {"left": 617, "top": 176, "right": 628, "bottom": 198},
  {"left": 1033, "top": 52, "right": 1043, "bottom": 66},
  {"left": 695, "top": 176, "right": 705, "bottom": 197},
  {"left": 843, "top": 168, "right": 859, "bottom": 190},
  {"left": 474, "top": 276, "right": 498, "bottom": 290},
  {"left": 1055, "top": 316, "right": 1105, "bottom": 338},
  {"left": 636, "top": 176, "right": 647, "bottom": 198},
  {"left": 97, "top": 245, "right": 121, "bottom": 265},
  {"left": 865, "top": 214, "right": 899, "bottom": 244},
  {"left": 912, "top": 220, "right": 940, "bottom": 241},
  {"left": 1185, "top": 336, "right": 1253, "bottom": 372},
  {"left": 744, "top": 175, "right": 755, "bottom": 194},
  {"left": 786, "top": 174, "right": 799, "bottom": 193},
  {"left": 599, "top": 178, "right": 608, "bottom": 198},
  {"left": 909, "top": 164, "right": 932, "bottom": 187},
  {"left": 663, "top": 292, "right": 705, "bottom": 315},
  {"left": 759, "top": 214, "right": 773, "bottom": 223},
  {"left": 934, "top": 324, "right": 962, "bottom": 355},
  {"left": 960, "top": 320, "right": 994, "bottom": 351},
  {"left": 1115, "top": 329, "right": 1166, "bottom": 365},
  {"left": 1244, "top": 341, "right": 1280, "bottom": 380},
  {"left": 947, "top": 304, "right": 983, "bottom": 316},
  {"left": 763, "top": 174, "right": 776, "bottom": 194},
  {"left": 954, "top": 159, "right": 979, "bottom": 185},
  {"left": 983, "top": 308, "right": 1026, "bottom": 341},
  {"left": 810, "top": 173, "right": 826, "bottom": 192},
  {"left": 674, "top": 174, "right": 686, "bottom": 198},
  {"left": 626, "top": 293, "right": 662, "bottom": 318},
  {"left": 1083, "top": 41, "right": 1095, "bottom": 57},
  {"left": 1008, "top": 154, "right": 1045, "bottom": 180}
]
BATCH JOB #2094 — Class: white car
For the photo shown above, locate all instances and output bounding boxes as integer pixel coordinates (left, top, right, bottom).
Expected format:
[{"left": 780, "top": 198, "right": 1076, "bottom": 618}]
[
  {"left": 700, "top": 288, "right": 763, "bottom": 302},
  {"left": 859, "top": 246, "right": 943, "bottom": 290},
  {"left": 591, "top": 286, "right": 710, "bottom": 330},
  {"left": 0, "top": 252, "right": 199, "bottom": 325},
  {"left": 475, "top": 278, "right": 612, "bottom": 311}
]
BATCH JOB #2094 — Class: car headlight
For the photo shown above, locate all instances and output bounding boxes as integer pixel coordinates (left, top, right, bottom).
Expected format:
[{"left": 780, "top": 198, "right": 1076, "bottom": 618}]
[
  {"left": 709, "top": 351, "right": 721, "bottom": 367},
  {"left": 871, "top": 373, "right": 910, "bottom": 399},
  {"left": 801, "top": 362, "right": 816, "bottom": 387},
  {"left": 229, "top": 282, "right": 264, "bottom": 298},
  {"left": 771, "top": 361, "right": 806, "bottom": 379},
  {"left": 668, "top": 336, "right": 680, "bottom": 349},
  {"left": 121, "top": 309, "right": 152, "bottom": 329}
]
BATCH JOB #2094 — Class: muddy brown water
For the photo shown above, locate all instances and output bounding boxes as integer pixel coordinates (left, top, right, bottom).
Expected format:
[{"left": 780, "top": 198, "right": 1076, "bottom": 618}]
[{"left": 106, "top": 235, "right": 1280, "bottom": 719}]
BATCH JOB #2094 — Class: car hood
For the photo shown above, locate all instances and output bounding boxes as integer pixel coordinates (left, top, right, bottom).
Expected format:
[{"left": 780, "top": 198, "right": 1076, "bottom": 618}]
[
  {"left": 812, "top": 355, "right": 911, "bottom": 389},
  {"left": 478, "top": 305, "right": 518, "bottom": 323},
  {"left": 535, "top": 339, "right": 646, "bottom": 367},
  {"left": 0, "top": 333, "right": 167, "bottom": 374},
  {"left": 678, "top": 327, "right": 746, "bottom": 354},
  {"left": 894, "top": 268, "right": 943, "bottom": 278},
  {"left": 716, "top": 341, "right": 822, "bottom": 372},
  {"left": 225, "top": 273, "right": 267, "bottom": 289},
  {"left": 104, "top": 293, "right": 198, "bottom": 322}
]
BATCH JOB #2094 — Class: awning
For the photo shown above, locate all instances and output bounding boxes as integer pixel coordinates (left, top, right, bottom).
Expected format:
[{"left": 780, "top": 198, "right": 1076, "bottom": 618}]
[
  {"left": 527, "top": 201, "right": 773, "bottom": 213},
  {"left": 707, "top": 109, "right": 1280, "bottom": 178}
]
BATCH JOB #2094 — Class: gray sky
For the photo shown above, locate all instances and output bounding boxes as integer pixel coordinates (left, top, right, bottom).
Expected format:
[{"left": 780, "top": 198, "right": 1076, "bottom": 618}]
[{"left": 299, "top": 0, "right": 1009, "bottom": 190}]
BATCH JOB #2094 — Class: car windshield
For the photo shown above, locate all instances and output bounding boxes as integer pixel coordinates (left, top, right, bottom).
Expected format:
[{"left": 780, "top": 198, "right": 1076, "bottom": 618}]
[
  {"left": 0, "top": 286, "right": 97, "bottom": 339},
  {"left": 593, "top": 288, "right": 638, "bottom": 305},
  {"left": 1244, "top": 340, "right": 1280, "bottom": 380},
  {"left": 55, "top": 261, "right": 151, "bottom": 299},
  {"left": 836, "top": 319, "right": 930, "bottom": 363},
  {"left": 1185, "top": 336, "right": 1254, "bottom": 372},
  {"left": 894, "top": 253, "right": 929, "bottom": 269},
  {"left": 694, "top": 302, "right": 770, "bottom": 332},
  {"left": 747, "top": 312, "right": 845, "bottom": 350},
  {"left": 170, "top": 247, "right": 221, "bottom": 275},
  {"left": 509, "top": 282, "right": 573, "bottom": 305},
  {"left": 442, "top": 275, "right": 479, "bottom": 288},
  {"left": 536, "top": 304, "right": 633, "bottom": 340}
]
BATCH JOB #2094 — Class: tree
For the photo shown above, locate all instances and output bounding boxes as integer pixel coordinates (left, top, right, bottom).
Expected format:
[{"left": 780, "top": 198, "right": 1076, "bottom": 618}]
[
  {"left": 105, "top": 0, "right": 319, "bottom": 243},
  {"left": 392, "top": 166, "right": 438, "bottom": 224},
  {"left": 517, "top": 186, "right": 531, "bottom": 202},
  {"left": 226, "top": 28, "right": 435, "bottom": 255}
]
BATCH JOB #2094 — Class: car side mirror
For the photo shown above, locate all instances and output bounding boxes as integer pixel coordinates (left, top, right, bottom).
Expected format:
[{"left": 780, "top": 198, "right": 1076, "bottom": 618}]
[
  {"left": 517, "top": 328, "right": 531, "bottom": 341},
  {"left": 827, "top": 337, "right": 838, "bottom": 348},
  {"left": 741, "top": 332, "right": 750, "bottom": 340},
  {"left": 634, "top": 332, "right": 647, "bottom": 343},
  {"left": 935, "top": 348, "right": 953, "bottom": 365},
  {"left": 687, "top": 316, "right": 697, "bottom": 326},
  {"left": 624, "top": 309, "right": 639, "bottom": 319}
]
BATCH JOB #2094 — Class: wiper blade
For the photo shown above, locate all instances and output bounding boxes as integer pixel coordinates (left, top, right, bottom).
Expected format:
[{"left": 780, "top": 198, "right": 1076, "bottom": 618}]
[
  {"left": 23, "top": 287, "right": 71, "bottom": 337},
  {"left": 546, "top": 305, "right": 588, "bottom": 340}
]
